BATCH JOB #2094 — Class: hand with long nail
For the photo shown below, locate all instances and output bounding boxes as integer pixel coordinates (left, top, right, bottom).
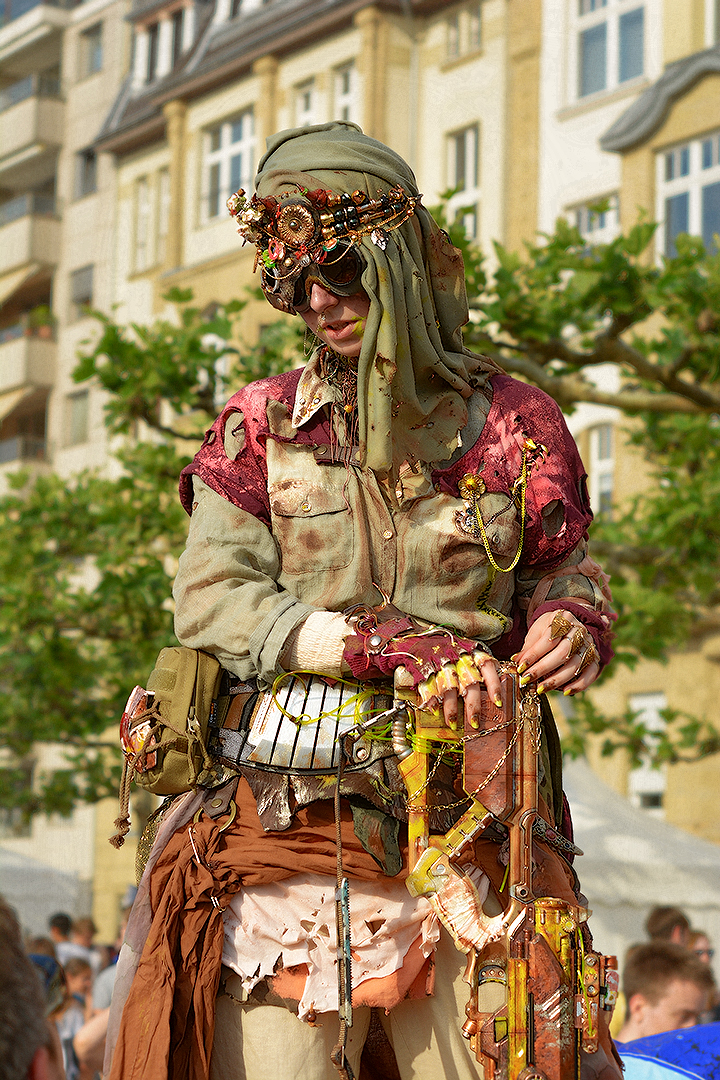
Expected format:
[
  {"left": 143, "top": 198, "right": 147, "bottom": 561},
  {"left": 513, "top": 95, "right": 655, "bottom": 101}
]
[{"left": 513, "top": 607, "right": 600, "bottom": 697}]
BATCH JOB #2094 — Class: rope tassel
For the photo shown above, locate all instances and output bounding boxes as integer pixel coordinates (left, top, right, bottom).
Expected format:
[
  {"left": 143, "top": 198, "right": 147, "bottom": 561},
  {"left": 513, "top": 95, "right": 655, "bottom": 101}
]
[{"left": 109, "top": 757, "right": 135, "bottom": 849}]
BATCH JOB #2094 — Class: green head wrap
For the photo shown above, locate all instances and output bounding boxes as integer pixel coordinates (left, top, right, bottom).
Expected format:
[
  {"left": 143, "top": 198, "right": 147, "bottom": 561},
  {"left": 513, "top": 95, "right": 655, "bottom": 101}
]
[{"left": 255, "top": 122, "right": 500, "bottom": 476}]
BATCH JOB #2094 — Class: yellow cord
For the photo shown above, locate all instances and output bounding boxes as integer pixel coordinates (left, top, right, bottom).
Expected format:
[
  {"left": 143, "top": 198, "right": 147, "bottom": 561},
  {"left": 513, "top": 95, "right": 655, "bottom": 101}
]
[{"left": 270, "top": 670, "right": 384, "bottom": 728}]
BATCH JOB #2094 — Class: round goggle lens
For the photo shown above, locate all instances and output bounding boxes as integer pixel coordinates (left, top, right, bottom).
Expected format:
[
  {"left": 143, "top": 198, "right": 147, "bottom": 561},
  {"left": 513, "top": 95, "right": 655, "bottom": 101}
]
[
  {"left": 261, "top": 244, "right": 365, "bottom": 314},
  {"left": 321, "top": 246, "right": 363, "bottom": 288}
]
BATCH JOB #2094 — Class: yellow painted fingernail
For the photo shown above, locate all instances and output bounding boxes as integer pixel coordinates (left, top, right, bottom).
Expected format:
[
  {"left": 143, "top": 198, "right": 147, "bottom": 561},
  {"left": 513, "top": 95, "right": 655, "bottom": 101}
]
[
  {"left": 519, "top": 674, "right": 531, "bottom": 687},
  {"left": 517, "top": 661, "right": 527, "bottom": 675},
  {"left": 563, "top": 688, "right": 574, "bottom": 697},
  {"left": 470, "top": 714, "right": 480, "bottom": 729},
  {"left": 494, "top": 695, "right": 503, "bottom": 709},
  {"left": 537, "top": 684, "right": 545, "bottom": 695}
]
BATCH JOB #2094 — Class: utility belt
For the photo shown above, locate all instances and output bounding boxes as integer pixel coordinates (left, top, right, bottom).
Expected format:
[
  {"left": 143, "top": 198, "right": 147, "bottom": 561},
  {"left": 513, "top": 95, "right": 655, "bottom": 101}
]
[
  {"left": 112, "top": 649, "right": 418, "bottom": 847},
  {"left": 207, "top": 669, "right": 395, "bottom": 776},
  {"left": 112, "top": 647, "right": 574, "bottom": 858}
]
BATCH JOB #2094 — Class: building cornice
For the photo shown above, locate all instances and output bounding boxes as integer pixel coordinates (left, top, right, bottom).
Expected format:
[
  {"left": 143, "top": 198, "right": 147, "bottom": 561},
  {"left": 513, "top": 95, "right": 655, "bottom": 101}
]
[
  {"left": 153, "top": 0, "right": 370, "bottom": 104},
  {"left": 96, "top": 112, "right": 167, "bottom": 154},
  {"left": 601, "top": 46, "right": 720, "bottom": 153},
  {"left": 95, "top": 0, "right": 452, "bottom": 156}
]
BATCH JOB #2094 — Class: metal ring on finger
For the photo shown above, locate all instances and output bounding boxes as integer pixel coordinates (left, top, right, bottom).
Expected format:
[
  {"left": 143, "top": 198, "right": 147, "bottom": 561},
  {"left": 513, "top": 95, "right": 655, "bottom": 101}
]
[
  {"left": 574, "top": 642, "right": 599, "bottom": 677},
  {"left": 549, "top": 613, "right": 573, "bottom": 640},
  {"left": 566, "top": 627, "right": 587, "bottom": 658}
]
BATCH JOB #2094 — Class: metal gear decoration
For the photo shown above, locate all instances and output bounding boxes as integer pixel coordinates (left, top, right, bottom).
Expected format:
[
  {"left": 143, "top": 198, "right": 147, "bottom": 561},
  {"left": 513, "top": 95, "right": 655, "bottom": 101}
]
[{"left": 275, "top": 202, "right": 317, "bottom": 247}]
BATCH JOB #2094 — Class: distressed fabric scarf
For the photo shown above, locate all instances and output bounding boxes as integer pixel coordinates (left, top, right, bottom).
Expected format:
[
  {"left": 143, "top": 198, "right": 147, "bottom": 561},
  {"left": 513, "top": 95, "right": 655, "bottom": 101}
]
[
  {"left": 106, "top": 811, "right": 243, "bottom": 1080},
  {"left": 254, "top": 121, "right": 502, "bottom": 478}
]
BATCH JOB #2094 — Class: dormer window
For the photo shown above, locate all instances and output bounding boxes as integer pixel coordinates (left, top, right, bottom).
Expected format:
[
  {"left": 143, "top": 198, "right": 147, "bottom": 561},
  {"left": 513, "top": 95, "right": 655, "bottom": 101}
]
[
  {"left": 146, "top": 22, "right": 159, "bottom": 83},
  {"left": 171, "top": 9, "right": 184, "bottom": 65}
]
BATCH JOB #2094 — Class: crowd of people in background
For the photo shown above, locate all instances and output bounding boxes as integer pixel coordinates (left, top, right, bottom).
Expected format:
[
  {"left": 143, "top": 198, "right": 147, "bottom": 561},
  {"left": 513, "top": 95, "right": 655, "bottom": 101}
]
[
  {"left": 1, "top": 894, "right": 134, "bottom": 1080},
  {"left": 2, "top": 893, "right": 719, "bottom": 1080},
  {"left": 613, "top": 905, "right": 720, "bottom": 1047}
]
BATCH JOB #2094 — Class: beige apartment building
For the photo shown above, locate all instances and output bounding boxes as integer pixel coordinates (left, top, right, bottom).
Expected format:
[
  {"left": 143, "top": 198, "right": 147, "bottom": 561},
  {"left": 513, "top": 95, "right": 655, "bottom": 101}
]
[
  {"left": 534, "top": 0, "right": 720, "bottom": 843},
  {"left": 0, "top": 0, "right": 138, "bottom": 935},
  {"left": 1, "top": 0, "right": 719, "bottom": 936}
]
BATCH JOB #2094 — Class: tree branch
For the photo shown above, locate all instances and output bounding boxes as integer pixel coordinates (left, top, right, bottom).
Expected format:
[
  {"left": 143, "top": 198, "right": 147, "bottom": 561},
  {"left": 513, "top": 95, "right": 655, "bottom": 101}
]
[
  {"left": 497, "top": 354, "right": 705, "bottom": 413},
  {"left": 592, "top": 336, "right": 720, "bottom": 410}
]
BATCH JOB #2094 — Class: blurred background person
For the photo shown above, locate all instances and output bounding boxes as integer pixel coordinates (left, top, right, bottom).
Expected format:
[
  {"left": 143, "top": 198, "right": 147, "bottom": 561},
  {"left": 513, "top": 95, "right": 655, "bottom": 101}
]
[
  {"left": 645, "top": 906, "right": 691, "bottom": 949},
  {"left": 62, "top": 958, "right": 92, "bottom": 1015},
  {"left": 688, "top": 929, "right": 720, "bottom": 1023},
  {"left": 26, "top": 937, "right": 58, "bottom": 960},
  {"left": 56, "top": 919, "right": 101, "bottom": 978},
  {"left": 1, "top": 897, "right": 66, "bottom": 1080},
  {"left": 689, "top": 929, "right": 714, "bottom": 965},
  {"left": 47, "top": 914, "right": 72, "bottom": 962},
  {"left": 55, "top": 958, "right": 92, "bottom": 1080},
  {"left": 91, "top": 898, "right": 134, "bottom": 1014},
  {"left": 616, "top": 941, "right": 714, "bottom": 1044}
]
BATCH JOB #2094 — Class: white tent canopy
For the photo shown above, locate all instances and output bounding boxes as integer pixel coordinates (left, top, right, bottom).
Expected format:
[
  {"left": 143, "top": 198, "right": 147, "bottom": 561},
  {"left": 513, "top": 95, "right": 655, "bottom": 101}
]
[
  {"left": 0, "top": 847, "right": 90, "bottom": 936},
  {"left": 564, "top": 758, "right": 720, "bottom": 977}
]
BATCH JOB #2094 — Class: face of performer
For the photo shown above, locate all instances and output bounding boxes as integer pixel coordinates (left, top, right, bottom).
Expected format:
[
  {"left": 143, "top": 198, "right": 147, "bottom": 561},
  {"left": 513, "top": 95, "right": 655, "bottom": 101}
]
[{"left": 300, "top": 281, "right": 371, "bottom": 360}]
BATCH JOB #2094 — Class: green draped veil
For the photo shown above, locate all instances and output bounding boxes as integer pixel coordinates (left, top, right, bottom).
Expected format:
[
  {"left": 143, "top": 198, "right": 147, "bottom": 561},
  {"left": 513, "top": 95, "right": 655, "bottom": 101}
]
[{"left": 254, "top": 121, "right": 501, "bottom": 478}]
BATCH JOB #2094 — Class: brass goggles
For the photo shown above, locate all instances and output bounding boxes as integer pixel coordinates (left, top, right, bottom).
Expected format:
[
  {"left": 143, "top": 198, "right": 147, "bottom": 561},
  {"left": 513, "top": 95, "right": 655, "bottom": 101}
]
[
  {"left": 262, "top": 242, "right": 364, "bottom": 314},
  {"left": 227, "top": 184, "right": 420, "bottom": 316}
]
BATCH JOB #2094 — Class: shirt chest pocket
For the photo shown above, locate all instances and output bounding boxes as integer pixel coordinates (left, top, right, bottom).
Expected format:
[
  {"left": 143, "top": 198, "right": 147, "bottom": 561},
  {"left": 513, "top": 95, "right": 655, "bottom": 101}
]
[{"left": 270, "top": 483, "right": 355, "bottom": 575}]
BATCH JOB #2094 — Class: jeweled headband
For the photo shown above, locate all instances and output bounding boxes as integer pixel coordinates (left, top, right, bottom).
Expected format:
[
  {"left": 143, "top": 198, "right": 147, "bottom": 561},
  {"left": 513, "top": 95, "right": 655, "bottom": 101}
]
[{"left": 226, "top": 184, "right": 420, "bottom": 313}]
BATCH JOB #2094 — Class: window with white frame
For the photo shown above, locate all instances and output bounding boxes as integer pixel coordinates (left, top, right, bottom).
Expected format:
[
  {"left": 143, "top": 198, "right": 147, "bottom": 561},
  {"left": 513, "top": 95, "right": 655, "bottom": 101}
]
[
  {"left": 706, "top": 0, "right": 720, "bottom": 46},
  {"left": 134, "top": 176, "right": 153, "bottom": 272},
  {"left": 447, "top": 124, "right": 480, "bottom": 239},
  {"left": 575, "top": 0, "right": 644, "bottom": 99},
  {"left": 79, "top": 23, "right": 103, "bottom": 78},
  {"left": 70, "top": 264, "right": 94, "bottom": 321},
  {"left": 658, "top": 131, "right": 720, "bottom": 258},
  {"left": 204, "top": 109, "right": 255, "bottom": 221},
  {"left": 447, "top": 11, "right": 460, "bottom": 58},
  {"left": 588, "top": 422, "right": 614, "bottom": 517},
  {"left": 445, "top": 3, "right": 482, "bottom": 60},
  {"left": 156, "top": 167, "right": 171, "bottom": 264},
  {"left": 468, "top": 3, "right": 482, "bottom": 49},
  {"left": 75, "top": 149, "right": 97, "bottom": 199},
  {"left": 627, "top": 691, "right": 667, "bottom": 816},
  {"left": 573, "top": 192, "right": 620, "bottom": 242},
  {"left": 295, "top": 79, "right": 317, "bottom": 127},
  {"left": 334, "top": 62, "right": 359, "bottom": 123}
]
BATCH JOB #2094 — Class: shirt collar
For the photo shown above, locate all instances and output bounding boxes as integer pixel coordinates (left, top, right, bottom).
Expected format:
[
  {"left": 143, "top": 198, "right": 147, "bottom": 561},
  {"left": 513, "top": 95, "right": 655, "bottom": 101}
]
[{"left": 291, "top": 350, "right": 339, "bottom": 428}]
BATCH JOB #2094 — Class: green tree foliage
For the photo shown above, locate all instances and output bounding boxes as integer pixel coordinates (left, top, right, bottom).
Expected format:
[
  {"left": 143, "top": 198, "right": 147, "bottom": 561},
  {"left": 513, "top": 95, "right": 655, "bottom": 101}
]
[
  {"left": 1, "top": 210, "right": 720, "bottom": 818},
  {"left": 438, "top": 201, "right": 720, "bottom": 766},
  {"left": 0, "top": 289, "right": 303, "bottom": 819}
]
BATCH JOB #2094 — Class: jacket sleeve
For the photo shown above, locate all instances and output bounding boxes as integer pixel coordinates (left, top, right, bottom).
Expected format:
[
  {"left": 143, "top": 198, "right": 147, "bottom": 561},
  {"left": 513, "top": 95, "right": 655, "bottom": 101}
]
[{"left": 173, "top": 477, "right": 317, "bottom": 686}]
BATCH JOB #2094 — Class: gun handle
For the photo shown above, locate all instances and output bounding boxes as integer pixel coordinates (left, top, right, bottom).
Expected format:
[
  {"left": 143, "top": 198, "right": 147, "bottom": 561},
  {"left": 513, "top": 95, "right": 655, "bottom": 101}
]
[{"left": 462, "top": 950, "right": 481, "bottom": 1040}]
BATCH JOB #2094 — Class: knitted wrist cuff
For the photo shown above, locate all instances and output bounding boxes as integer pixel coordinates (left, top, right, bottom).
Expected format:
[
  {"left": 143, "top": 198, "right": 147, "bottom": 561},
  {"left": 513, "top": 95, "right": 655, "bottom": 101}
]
[{"left": 280, "top": 610, "right": 349, "bottom": 677}]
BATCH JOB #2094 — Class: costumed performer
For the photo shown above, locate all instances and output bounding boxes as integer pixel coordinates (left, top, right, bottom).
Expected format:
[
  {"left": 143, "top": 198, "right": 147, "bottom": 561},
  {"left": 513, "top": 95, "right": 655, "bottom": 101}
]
[{"left": 105, "top": 121, "right": 620, "bottom": 1080}]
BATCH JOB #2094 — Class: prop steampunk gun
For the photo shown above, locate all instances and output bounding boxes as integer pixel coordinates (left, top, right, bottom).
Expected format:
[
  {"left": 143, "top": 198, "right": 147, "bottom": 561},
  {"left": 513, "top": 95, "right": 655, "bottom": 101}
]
[{"left": 392, "top": 662, "right": 618, "bottom": 1080}]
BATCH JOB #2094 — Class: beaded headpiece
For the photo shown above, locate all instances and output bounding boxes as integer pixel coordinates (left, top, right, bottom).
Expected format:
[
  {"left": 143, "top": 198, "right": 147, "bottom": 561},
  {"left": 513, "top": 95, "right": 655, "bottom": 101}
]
[{"left": 227, "top": 184, "right": 420, "bottom": 314}]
